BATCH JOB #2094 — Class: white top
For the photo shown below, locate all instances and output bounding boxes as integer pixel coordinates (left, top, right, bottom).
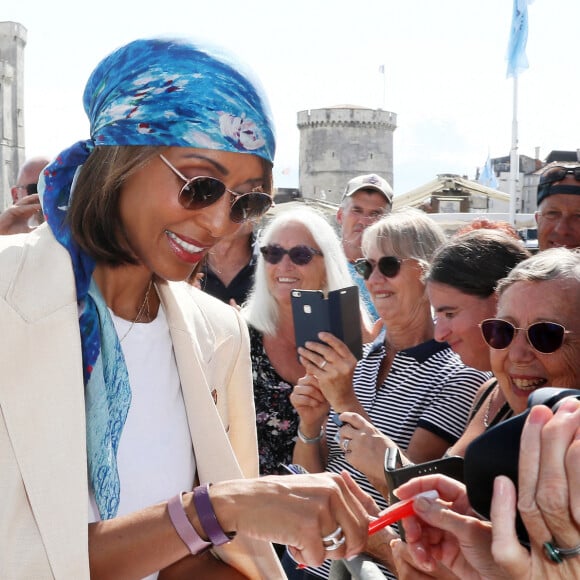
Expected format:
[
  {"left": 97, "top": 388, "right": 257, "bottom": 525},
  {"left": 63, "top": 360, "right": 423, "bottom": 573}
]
[{"left": 89, "top": 305, "right": 196, "bottom": 579}]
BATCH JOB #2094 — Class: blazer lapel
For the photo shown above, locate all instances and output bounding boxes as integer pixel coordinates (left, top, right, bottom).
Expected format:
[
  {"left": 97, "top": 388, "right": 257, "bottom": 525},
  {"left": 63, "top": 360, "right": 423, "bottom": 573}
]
[{"left": 158, "top": 282, "right": 244, "bottom": 482}]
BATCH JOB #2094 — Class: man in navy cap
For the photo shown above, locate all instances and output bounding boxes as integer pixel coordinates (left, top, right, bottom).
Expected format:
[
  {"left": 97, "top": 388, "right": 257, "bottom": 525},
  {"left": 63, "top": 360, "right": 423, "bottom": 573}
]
[
  {"left": 535, "top": 164, "right": 580, "bottom": 251},
  {"left": 337, "top": 173, "right": 393, "bottom": 321}
]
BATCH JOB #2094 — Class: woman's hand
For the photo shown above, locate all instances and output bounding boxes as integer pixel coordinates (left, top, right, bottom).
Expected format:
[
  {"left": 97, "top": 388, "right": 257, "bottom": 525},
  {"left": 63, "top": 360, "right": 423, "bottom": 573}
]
[
  {"left": 391, "top": 537, "right": 461, "bottom": 579},
  {"left": 297, "top": 331, "right": 359, "bottom": 411},
  {"left": 336, "top": 412, "right": 392, "bottom": 492},
  {"left": 290, "top": 374, "right": 330, "bottom": 430},
  {"left": 394, "top": 475, "right": 506, "bottom": 580},
  {"left": 0, "top": 194, "right": 42, "bottom": 235},
  {"left": 211, "top": 472, "right": 371, "bottom": 567},
  {"left": 490, "top": 399, "right": 580, "bottom": 580}
]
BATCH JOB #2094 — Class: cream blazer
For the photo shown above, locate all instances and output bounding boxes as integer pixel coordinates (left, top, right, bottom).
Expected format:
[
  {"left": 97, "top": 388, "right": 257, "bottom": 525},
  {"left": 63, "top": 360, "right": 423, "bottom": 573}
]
[{"left": 0, "top": 226, "right": 284, "bottom": 579}]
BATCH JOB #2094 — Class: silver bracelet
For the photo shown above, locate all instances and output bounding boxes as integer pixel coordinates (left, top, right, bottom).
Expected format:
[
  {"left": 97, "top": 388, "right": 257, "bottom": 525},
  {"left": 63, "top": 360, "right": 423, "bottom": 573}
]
[{"left": 297, "top": 425, "right": 324, "bottom": 444}]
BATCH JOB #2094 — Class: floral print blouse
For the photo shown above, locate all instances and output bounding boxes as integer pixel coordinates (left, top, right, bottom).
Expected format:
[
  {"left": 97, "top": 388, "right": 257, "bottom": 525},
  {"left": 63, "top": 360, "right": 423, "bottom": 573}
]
[{"left": 248, "top": 326, "right": 299, "bottom": 475}]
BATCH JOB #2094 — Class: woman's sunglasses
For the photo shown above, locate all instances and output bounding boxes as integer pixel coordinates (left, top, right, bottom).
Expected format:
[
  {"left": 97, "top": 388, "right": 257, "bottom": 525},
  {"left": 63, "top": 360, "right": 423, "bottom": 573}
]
[
  {"left": 479, "top": 318, "right": 571, "bottom": 354},
  {"left": 159, "top": 154, "right": 273, "bottom": 223},
  {"left": 354, "top": 256, "right": 405, "bottom": 280},
  {"left": 260, "top": 244, "right": 323, "bottom": 265}
]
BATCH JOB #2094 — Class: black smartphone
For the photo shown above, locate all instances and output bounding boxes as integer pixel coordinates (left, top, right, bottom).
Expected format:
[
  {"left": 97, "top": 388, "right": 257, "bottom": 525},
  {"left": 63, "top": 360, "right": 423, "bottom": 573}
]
[
  {"left": 290, "top": 286, "right": 363, "bottom": 359},
  {"left": 384, "top": 448, "right": 464, "bottom": 540}
]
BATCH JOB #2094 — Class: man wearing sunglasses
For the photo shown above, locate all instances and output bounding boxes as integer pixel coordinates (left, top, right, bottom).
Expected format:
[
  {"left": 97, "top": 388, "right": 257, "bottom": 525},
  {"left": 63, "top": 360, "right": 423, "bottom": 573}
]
[
  {"left": 0, "top": 156, "right": 50, "bottom": 235},
  {"left": 337, "top": 173, "right": 393, "bottom": 321},
  {"left": 535, "top": 164, "right": 580, "bottom": 251}
]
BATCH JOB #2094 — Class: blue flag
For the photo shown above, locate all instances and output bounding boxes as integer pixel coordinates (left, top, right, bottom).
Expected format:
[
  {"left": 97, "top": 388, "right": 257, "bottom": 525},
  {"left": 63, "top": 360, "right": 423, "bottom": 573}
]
[
  {"left": 506, "top": 0, "right": 531, "bottom": 78},
  {"left": 479, "top": 156, "right": 499, "bottom": 189}
]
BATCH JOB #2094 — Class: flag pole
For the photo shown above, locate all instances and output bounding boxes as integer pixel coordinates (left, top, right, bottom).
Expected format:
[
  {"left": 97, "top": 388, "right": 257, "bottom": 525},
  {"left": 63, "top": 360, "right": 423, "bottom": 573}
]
[
  {"left": 382, "top": 69, "right": 386, "bottom": 110},
  {"left": 506, "top": 0, "right": 531, "bottom": 226},
  {"left": 378, "top": 64, "right": 386, "bottom": 109},
  {"left": 508, "top": 75, "right": 519, "bottom": 226}
]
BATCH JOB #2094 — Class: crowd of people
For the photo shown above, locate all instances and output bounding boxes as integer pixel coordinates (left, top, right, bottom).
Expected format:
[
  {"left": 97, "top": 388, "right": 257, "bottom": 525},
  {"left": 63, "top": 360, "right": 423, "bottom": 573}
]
[{"left": 2, "top": 34, "right": 580, "bottom": 580}]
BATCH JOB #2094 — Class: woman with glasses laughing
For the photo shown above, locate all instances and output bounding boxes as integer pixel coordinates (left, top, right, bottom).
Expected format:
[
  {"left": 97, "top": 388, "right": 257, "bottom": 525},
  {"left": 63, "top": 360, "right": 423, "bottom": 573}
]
[
  {"left": 486, "top": 247, "right": 580, "bottom": 416},
  {"left": 0, "top": 38, "right": 372, "bottom": 579},
  {"left": 288, "top": 207, "right": 490, "bottom": 580}
]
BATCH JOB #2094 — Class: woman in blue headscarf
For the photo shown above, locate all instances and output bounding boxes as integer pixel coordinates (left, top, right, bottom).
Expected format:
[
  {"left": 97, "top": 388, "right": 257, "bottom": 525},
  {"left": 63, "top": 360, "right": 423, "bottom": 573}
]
[{"left": 0, "top": 38, "right": 370, "bottom": 579}]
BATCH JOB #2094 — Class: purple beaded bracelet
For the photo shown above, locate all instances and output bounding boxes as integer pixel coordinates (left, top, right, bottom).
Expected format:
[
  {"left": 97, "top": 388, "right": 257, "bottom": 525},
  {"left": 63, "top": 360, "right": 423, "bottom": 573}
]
[
  {"left": 193, "top": 483, "right": 235, "bottom": 546},
  {"left": 167, "top": 491, "right": 212, "bottom": 555}
]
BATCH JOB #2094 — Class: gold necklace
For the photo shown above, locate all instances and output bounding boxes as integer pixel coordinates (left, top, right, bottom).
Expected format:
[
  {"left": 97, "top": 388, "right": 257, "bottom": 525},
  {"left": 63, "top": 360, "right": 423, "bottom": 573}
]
[
  {"left": 483, "top": 387, "right": 497, "bottom": 429},
  {"left": 119, "top": 279, "right": 153, "bottom": 343}
]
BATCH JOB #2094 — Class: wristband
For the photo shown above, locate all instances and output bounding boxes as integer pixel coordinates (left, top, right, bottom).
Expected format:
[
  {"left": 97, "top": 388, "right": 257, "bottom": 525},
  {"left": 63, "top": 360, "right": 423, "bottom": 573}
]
[
  {"left": 297, "top": 425, "right": 324, "bottom": 444},
  {"left": 167, "top": 492, "right": 212, "bottom": 555},
  {"left": 193, "top": 483, "right": 235, "bottom": 546}
]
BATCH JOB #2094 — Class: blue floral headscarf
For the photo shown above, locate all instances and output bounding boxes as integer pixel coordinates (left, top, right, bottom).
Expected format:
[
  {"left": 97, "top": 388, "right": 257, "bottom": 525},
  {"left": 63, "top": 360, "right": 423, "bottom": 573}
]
[{"left": 39, "top": 37, "right": 275, "bottom": 520}]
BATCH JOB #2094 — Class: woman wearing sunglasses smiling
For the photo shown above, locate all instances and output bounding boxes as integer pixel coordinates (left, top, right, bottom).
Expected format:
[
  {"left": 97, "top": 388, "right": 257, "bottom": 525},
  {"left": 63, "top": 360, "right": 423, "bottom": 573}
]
[
  {"left": 0, "top": 38, "right": 372, "bottom": 579},
  {"left": 242, "top": 207, "right": 372, "bottom": 481},
  {"left": 484, "top": 247, "right": 580, "bottom": 416}
]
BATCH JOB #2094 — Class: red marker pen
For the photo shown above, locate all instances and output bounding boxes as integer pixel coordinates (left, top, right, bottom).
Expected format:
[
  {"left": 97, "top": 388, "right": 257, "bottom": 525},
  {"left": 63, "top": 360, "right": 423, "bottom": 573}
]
[{"left": 369, "top": 490, "right": 439, "bottom": 535}]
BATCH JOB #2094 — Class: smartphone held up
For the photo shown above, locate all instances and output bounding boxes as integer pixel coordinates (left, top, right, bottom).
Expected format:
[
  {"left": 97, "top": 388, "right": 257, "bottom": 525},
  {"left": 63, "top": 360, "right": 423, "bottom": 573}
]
[{"left": 290, "top": 285, "right": 363, "bottom": 360}]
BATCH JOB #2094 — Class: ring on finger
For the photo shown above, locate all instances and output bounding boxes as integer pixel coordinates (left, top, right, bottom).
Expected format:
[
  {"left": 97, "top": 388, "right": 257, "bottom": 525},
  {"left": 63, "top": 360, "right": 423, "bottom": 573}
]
[
  {"left": 544, "top": 540, "right": 580, "bottom": 563},
  {"left": 342, "top": 438, "right": 351, "bottom": 453},
  {"left": 322, "top": 526, "right": 346, "bottom": 551},
  {"left": 319, "top": 359, "right": 328, "bottom": 369}
]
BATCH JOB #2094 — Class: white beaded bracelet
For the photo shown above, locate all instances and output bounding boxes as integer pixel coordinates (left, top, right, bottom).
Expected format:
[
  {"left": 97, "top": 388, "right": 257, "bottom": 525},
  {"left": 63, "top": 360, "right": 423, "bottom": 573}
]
[{"left": 297, "top": 425, "right": 324, "bottom": 444}]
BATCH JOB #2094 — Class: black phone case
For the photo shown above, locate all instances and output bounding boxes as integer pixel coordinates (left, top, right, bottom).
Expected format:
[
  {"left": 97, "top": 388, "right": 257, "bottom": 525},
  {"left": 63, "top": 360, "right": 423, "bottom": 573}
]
[
  {"left": 384, "top": 450, "right": 464, "bottom": 540},
  {"left": 291, "top": 286, "right": 363, "bottom": 360}
]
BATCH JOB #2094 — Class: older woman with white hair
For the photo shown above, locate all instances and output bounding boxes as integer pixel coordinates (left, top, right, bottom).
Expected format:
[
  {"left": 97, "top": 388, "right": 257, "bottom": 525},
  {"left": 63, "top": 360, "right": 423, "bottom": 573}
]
[{"left": 242, "top": 206, "right": 371, "bottom": 477}]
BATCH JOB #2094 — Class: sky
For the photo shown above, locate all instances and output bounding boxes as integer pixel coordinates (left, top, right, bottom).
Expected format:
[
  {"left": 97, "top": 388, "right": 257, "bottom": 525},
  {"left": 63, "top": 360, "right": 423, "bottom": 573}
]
[{"left": 3, "top": 0, "right": 580, "bottom": 196}]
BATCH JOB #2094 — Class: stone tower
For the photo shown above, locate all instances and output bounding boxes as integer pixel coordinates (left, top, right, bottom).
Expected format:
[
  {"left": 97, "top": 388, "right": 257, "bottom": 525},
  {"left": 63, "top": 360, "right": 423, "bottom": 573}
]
[
  {"left": 0, "top": 21, "right": 26, "bottom": 209},
  {"left": 297, "top": 106, "right": 397, "bottom": 204}
]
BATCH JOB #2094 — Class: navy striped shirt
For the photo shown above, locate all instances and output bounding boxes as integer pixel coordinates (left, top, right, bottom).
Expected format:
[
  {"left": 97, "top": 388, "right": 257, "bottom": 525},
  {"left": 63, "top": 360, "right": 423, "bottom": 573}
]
[{"left": 302, "top": 338, "right": 490, "bottom": 579}]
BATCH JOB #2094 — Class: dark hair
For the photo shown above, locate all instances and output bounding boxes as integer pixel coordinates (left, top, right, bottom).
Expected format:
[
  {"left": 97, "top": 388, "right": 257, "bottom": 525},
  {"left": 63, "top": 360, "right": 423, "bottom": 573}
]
[
  {"left": 427, "top": 229, "right": 531, "bottom": 298},
  {"left": 68, "top": 145, "right": 273, "bottom": 266},
  {"left": 67, "top": 146, "right": 160, "bottom": 265}
]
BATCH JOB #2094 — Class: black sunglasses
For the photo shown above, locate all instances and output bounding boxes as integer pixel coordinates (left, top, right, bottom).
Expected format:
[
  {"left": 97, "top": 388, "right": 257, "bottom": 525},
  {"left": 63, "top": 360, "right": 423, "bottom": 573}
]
[
  {"left": 479, "top": 318, "right": 571, "bottom": 354},
  {"left": 354, "top": 256, "right": 405, "bottom": 280},
  {"left": 159, "top": 154, "right": 273, "bottom": 223},
  {"left": 538, "top": 166, "right": 580, "bottom": 200},
  {"left": 260, "top": 244, "right": 323, "bottom": 265}
]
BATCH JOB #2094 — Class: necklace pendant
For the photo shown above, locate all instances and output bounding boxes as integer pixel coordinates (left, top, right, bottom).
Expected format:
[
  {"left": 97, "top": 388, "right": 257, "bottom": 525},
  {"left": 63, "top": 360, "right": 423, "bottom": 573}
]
[{"left": 119, "top": 279, "right": 154, "bottom": 343}]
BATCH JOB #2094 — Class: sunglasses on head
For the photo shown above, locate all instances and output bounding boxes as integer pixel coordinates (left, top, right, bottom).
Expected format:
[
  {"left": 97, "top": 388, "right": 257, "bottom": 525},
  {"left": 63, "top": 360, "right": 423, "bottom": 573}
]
[
  {"left": 479, "top": 318, "right": 571, "bottom": 354},
  {"left": 354, "top": 256, "right": 405, "bottom": 280},
  {"left": 538, "top": 166, "right": 580, "bottom": 200},
  {"left": 260, "top": 244, "right": 323, "bottom": 265},
  {"left": 159, "top": 154, "right": 273, "bottom": 223}
]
